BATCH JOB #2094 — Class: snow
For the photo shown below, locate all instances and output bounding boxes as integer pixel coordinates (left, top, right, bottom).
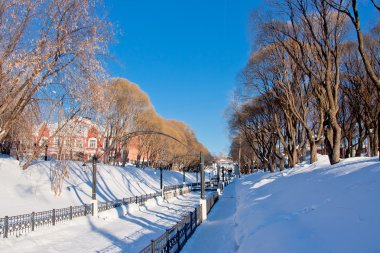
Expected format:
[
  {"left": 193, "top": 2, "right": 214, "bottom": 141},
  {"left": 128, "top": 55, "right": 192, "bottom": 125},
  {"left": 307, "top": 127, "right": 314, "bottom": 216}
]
[
  {"left": 0, "top": 192, "right": 210, "bottom": 253},
  {"left": 2, "top": 154, "right": 380, "bottom": 252},
  {"left": 0, "top": 155, "right": 197, "bottom": 217},
  {"left": 183, "top": 155, "right": 380, "bottom": 253}
]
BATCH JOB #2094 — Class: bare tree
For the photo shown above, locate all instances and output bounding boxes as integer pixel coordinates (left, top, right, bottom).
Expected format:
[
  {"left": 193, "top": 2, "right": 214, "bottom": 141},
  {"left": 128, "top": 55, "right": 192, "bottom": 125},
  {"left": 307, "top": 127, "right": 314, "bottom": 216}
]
[
  {"left": 328, "top": 0, "right": 380, "bottom": 89},
  {"left": 263, "top": 0, "right": 348, "bottom": 164},
  {"left": 0, "top": 0, "right": 112, "bottom": 143}
]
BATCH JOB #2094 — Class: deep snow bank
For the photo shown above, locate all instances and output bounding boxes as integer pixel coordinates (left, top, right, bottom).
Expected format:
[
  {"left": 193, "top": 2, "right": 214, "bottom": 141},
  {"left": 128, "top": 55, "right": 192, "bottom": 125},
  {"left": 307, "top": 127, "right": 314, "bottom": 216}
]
[
  {"left": 0, "top": 155, "right": 197, "bottom": 216},
  {"left": 183, "top": 155, "right": 380, "bottom": 253},
  {"left": 235, "top": 156, "right": 380, "bottom": 253}
]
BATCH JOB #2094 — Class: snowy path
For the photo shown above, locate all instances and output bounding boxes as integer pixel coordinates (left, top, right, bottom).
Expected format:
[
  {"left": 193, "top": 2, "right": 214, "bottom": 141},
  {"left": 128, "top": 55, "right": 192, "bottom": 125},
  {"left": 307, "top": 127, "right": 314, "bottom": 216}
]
[
  {"left": 183, "top": 157, "right": 380, "bottom": 253},
  {"left": 182, "top": 182, "right": 238, "bottom": 253},
  {"left": 0, "top": 192, "right": 208, "bottom": 253}
]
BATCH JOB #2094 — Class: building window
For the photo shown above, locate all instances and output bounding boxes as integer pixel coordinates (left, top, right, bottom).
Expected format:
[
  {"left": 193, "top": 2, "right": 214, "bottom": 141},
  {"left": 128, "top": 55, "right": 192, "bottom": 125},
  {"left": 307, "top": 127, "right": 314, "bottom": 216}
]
[
  {"left": 54, "top": 138, "right": 60, "bottom": 146},
  {"left": 89, "top": 138, "right": 97, "bottom": 149}
]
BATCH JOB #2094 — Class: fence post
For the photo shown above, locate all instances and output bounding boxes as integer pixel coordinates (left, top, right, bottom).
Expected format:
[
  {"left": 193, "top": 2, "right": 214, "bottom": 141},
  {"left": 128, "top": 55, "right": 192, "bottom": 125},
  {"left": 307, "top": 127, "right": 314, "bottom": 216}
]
[
  {"left": 166, "top": 229, "right": 170, "bottom": 253},
  {"left": 52, "top": 209, "right": 56, "bottom": 226},
  {"left": 85, "top": 205, "right": 88, "bottom": 216},
  {"left": 106, "top": 202, "right": 109, "bottom": 210},
  {"left": 184, "top": 219, "right": 188, "bottom": 241},
  {"left": 31, "top": 212, "right": 35, "bottom": 231},
  {"left": 189, "top": 212, "right": 193, "bottom": 234},
  {"left": 4, "top": 216, "right": 8, "bottom": 238},
  {"left": 136, "top": 196, "right": 138, "bottom": 204},
  {"left": 151, "top": 239, "right": 155, "bottom": 253},
  {"left": 70, "top": 206, "right": 73, "bottom": 220},
  {"left": 176, "top": 223, "right": 180, "bottom": 250},
  {"left": 194, "top": 209, "right": 197, "bottom": 228}
]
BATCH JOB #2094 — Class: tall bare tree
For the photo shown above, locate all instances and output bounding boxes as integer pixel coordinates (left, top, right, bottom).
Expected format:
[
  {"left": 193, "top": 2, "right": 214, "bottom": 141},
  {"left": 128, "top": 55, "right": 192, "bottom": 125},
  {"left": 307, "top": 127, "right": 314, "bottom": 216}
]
[{"left": 0, "top": 0, "right": 112, "bottom": 143}]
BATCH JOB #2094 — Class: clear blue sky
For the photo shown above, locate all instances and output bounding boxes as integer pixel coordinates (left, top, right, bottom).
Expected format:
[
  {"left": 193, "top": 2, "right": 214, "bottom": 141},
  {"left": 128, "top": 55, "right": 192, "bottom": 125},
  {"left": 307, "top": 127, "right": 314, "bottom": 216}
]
[
  {"left": 103, "top": 0, "right": 263, "bottom": 155},
  {"left": 103, "top": 1, "right": 378, "bottom": 155}
]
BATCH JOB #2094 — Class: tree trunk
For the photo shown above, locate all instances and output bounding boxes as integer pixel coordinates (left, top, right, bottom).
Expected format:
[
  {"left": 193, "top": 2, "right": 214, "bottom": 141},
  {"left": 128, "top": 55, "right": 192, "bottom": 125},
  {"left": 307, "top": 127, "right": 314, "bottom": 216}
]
[
  {"left": 369, "top": 132, "right": 375, "bottom": 157},
  {"left": 324, "top": 123, "right": 341, "bottom": 165},
  {"left": 331, "top": 123, "right": 341, "bottom": 164},
  {"left": 378, "top": 113, "right": 380, "bottom": 161},
  {"left": 263, "top": 161, "right": 268, "bottom": 172},
  {"left": 345, "top": 135, "right": 352, "bottom": 159},
  {"left": 269, "top": 156, "right": 276, "bottom": 173},
  {"left": 289, "top": 147, "right": 298, "bottom": 168},
  {"left": 356, "top": 122, "right": 364, "bottom": 157},
  {"left": 121, "top": 147, "right": 129, "bottom": 167},
  {"left": 268, "top": 161, "right": 273, "bottom": 172},
  {"left": 310, "top": 141, "right": 317, "bottom": 164},
  {"left": 279, "top": 157, "right": 285, "bottom": 171},
  {"left": 373, "top": 126, "right": 378, "bottom": 157}
]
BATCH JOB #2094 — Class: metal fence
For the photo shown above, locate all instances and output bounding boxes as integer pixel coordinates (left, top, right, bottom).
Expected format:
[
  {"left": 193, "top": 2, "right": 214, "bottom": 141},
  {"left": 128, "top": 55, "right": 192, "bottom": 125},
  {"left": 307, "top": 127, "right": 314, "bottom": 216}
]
[
  {"left": 139, "top": 191, "right": 220, "bottom": 253},
  {"left": 0, "top": 203, "right": 93, "bottom": 238},
  {"left": 0, "top": 183, "right": 194, "bottom": 239}
]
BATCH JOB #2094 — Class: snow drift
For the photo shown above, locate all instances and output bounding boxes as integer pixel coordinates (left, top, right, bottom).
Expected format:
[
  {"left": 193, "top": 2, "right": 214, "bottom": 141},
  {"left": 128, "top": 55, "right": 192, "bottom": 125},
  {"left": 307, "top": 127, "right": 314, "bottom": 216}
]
[
  {"left": 0, "top": 155, "right": 197, "bottom": 217},
  {"left": 183, "top": 155, "right": 380, "bottom": 253}
]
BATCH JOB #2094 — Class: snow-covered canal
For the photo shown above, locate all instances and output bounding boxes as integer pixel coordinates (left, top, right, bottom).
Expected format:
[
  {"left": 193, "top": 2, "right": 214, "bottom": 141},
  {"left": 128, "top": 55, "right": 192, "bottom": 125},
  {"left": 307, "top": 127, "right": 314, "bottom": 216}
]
[{"left": 0, "top": 192, "right": 209, "bottom": 253}]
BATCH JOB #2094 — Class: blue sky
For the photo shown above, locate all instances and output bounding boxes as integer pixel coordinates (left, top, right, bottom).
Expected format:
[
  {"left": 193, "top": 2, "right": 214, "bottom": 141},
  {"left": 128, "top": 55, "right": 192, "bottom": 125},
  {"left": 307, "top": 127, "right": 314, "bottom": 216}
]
[
  {"left": 103, "top": 0, "right": 263, "bottom": 155},
  {"left": 103, "top": 0, "right": 378, "bottom": 155}
]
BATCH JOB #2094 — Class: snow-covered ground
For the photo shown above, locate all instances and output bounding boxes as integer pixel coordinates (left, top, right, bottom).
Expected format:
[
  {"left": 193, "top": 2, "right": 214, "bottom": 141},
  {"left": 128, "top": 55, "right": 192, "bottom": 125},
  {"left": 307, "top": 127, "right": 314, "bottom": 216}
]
[
  {"left": 0, "top": 192, "right": 210, "bottom": 253},
  {"left": 0, "top": 155, "right": 197, "bottom": 217},
  {"left": 183, "top": 155, "right": 380, "bottom": 253}
]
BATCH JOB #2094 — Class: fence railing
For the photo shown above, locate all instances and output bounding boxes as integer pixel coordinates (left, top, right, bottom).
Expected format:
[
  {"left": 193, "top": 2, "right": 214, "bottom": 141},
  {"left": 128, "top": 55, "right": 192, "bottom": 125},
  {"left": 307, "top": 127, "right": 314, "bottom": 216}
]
[
  {"left": 139, "top": 191, "right": 220, "bottom": 253},
  {"left": 0, "top": 183, "right": 196, "bottom": 239}
]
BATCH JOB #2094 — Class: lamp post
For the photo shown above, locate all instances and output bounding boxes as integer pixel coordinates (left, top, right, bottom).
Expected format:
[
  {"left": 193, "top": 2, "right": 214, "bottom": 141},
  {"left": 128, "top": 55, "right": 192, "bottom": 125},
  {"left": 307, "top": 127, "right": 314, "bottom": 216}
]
[
  {"left": 217, "top": 164, "right": 220, "bottom": 184},
  {"left": 199, "top": 151, "right": 207, "bottom": 221},
  {"left": 92, "top": 155, "right": 98, "bottom": 200},
  {"left": 182, "top": 168, "right": 186, "bottom": 184},
  {"left": 92, "top": 155, "right": 98, "bottom": 217},
  {"left": 200, "top": 152, "right": 205, "bottom": 200},
  {"left": 44, "top": 145, "right": 48, "bottom": 161},
  {"left": 160, "top": 167, "right": 163, "bottom": 190},
  {"left": 238, "top": 133, "right": 242, "bottom": 178}
]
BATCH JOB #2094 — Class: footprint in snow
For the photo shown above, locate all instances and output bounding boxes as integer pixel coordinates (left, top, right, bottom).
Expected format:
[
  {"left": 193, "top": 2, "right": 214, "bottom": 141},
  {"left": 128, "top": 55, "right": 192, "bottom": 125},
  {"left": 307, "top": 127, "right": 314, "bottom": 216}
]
[{"left": 293, "top": 205, "right": 317, "bottom": 216}]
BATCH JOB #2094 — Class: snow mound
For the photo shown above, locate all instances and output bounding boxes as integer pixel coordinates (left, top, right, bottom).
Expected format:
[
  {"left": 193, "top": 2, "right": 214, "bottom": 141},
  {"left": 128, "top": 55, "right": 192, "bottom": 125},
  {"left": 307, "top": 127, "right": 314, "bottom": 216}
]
[
  {"left": 0, "top": 156, "right": 196, "bottom": 217},
  {"left": 183, "top": 155, "right": 380, "bottom": 253}
]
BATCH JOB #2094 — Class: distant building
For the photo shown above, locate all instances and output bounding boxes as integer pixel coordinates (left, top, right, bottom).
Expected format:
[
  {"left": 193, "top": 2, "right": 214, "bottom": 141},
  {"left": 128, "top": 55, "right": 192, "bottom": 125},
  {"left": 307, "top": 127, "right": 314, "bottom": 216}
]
[{"left": 34, "top": 117, "right": 139, "bottom": 162}]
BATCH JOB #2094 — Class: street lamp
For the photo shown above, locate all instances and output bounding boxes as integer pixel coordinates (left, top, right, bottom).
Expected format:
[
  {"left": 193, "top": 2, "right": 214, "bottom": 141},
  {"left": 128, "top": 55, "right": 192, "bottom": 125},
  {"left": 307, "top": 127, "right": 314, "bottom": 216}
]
[
  {"left": 91, "top": 155, "right": 98, "bottom": 217},
  {"left": 92, "top": 155, "right": 98, "bottom": 201},
  {"left": 160, "top": 167, "right": 163, "bottom": 191},
  {"left": 200, "top": 152, "right": 205, "bottom": 200},
  {"left": 44, "top": 145, "right": 48, "bottom": 161},
  {"left": 222, "top": 166, "right": 225, "bottom": 183},
  {"left": 217, "top": 164, "right": 220, "bottom": 184}
]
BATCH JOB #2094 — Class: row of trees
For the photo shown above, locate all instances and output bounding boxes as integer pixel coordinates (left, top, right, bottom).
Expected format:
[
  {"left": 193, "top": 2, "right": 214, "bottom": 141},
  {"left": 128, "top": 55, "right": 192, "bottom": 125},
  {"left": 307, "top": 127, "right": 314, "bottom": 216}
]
[
  {"left": 97, "top": 78, "right": 210, "bottom": 170},
  {"left": 229, "top": 0, "right": 380, "bottom": 172},
  {"left": 0, "top": 1, "right": 210, "bottom": 170}
]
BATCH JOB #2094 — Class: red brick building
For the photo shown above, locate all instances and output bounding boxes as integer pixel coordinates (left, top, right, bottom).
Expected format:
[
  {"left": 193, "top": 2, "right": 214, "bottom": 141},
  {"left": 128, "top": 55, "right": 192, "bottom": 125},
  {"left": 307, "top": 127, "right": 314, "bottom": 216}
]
[{"left": 35, "top": 117, "right": 105, "bottom": 161}]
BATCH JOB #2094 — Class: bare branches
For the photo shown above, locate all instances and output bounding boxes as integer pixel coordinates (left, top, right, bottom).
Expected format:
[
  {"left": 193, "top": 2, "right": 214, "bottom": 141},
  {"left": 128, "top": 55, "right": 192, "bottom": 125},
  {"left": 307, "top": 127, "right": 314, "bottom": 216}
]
[
  {"left": 328, "top": 0, "right": 380, "bottom": 89},
  {"left": 0, "top": 0, "right": 112, "bottom": 142}
]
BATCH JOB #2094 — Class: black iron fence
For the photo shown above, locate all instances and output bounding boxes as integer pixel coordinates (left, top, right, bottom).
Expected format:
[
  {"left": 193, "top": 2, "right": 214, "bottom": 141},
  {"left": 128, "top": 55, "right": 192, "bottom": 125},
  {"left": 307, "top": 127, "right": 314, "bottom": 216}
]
[
  {"left": 139, "top": 191, "right": 220, "bottom": 253},
  {"left": 138, "top": 178, "right": 236, "bottom": 253},
  {"left": 0, "top": 183, "right": 200, "bottom": 239}
]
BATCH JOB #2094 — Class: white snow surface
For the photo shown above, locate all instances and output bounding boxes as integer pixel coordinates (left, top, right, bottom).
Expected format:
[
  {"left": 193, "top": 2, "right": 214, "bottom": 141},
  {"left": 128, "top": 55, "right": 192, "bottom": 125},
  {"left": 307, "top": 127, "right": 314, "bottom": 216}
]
[
  {"left": 0, "top": 192, "right": 209, "bottom": 253},
  {"left": 183, "top": 155, "right": 380, "bottom": 253},
  {"left": 0, "top": 155, "right": 197, "bottom": 217}
]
